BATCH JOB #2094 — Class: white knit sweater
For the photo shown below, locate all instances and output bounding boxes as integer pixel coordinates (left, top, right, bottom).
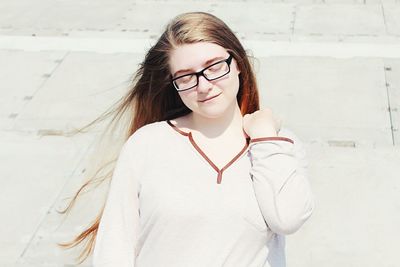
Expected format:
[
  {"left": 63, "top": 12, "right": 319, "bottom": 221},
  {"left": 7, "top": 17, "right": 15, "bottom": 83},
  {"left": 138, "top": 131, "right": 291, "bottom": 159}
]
[{"left": 92, "top": 120, "right": 314, "bottom": 267}]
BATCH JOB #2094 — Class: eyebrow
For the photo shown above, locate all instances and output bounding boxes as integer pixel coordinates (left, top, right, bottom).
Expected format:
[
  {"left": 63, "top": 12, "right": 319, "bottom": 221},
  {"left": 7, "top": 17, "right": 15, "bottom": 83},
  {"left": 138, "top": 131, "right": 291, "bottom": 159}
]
[{"left": 173, "top": 56, "right": 226, "bottom": 78}]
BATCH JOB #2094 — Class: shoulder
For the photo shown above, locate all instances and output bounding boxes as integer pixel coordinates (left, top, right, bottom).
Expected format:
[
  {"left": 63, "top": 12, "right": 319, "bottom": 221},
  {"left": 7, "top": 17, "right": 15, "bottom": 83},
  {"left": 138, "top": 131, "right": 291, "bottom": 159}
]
[
  {"left": 124, "top": 120, "right": 168, "bottom": 149},
  {"left": 128, "top": 120, "right": 167, "bottom": 139},
  {"left": 119, "top": 120, "right": 169, "bottom": 164}
]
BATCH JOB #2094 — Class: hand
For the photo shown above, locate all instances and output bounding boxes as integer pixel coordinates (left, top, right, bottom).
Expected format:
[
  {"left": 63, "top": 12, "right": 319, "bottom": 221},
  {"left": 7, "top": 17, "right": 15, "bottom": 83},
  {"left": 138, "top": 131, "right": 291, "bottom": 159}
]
[{"left": 242, "top": 108, "right": 282, "bottom": 139}]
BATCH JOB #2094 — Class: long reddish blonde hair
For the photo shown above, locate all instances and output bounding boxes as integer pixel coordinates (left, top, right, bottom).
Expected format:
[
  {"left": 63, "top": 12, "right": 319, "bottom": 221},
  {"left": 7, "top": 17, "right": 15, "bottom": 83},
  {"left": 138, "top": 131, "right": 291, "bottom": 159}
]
[{"left": 58, "top": 11, "right": 260, "bottom": 264}]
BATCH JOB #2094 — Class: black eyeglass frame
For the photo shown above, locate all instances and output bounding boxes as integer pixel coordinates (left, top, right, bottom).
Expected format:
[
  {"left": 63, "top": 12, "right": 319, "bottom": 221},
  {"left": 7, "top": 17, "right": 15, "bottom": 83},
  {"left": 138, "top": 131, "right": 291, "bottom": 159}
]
[{"left": 171, "top": 53, "right": 234, "bottom": 92}]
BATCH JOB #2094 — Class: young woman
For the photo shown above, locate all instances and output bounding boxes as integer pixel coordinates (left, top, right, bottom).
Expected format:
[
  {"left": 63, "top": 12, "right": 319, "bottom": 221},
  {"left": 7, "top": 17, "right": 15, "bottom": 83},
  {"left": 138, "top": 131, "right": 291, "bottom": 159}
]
[{"left": 60, "top": 11, "right": 314, "bottom": 267}]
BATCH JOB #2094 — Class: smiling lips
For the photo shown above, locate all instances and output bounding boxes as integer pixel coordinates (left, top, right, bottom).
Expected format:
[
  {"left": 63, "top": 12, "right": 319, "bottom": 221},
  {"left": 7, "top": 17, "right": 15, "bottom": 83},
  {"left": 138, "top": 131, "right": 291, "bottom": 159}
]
[{"left": 199, "top": 93, "right": 221, "bottom": 103}]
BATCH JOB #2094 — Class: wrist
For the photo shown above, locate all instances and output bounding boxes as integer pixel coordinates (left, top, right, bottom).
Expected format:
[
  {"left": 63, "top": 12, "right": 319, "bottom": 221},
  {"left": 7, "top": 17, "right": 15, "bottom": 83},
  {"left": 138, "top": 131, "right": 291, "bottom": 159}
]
[
  {"left": 249, "top": 129, "right": 278, "bottom": 139},
  {"left": 250, "top": 134, "right": 278, "bottom": 139}
]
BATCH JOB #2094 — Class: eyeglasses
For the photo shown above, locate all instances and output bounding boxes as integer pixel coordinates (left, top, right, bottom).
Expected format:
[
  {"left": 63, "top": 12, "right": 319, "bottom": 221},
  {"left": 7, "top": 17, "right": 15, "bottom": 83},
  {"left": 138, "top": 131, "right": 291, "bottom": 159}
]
[{"left": 171, "top": 54, "right": 234, "bottom": 92}]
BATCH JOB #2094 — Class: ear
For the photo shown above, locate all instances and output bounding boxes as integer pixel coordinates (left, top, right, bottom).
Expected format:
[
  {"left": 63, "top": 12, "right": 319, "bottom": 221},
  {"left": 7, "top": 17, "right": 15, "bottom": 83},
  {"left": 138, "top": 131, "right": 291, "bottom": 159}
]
[
  {"left": 235, "top": 64, "right": 241, "bottom": 74},
  {"left": 234, "top": 60, "right": 241, "bottom": 74}
]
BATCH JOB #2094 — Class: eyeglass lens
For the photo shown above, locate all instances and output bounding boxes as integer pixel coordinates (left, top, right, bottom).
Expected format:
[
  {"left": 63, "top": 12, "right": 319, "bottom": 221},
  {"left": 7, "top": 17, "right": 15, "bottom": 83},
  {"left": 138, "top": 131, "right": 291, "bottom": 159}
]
[{"left": 174, "top": 61, "right": 230, "bottom": 91}]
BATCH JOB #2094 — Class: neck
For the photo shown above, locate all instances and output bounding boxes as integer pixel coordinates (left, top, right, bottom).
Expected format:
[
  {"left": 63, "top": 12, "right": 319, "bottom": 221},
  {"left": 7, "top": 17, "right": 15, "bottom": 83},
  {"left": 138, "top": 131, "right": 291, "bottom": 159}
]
[{"left": 188, "top": 102, "right": 244, "bottom": 139}]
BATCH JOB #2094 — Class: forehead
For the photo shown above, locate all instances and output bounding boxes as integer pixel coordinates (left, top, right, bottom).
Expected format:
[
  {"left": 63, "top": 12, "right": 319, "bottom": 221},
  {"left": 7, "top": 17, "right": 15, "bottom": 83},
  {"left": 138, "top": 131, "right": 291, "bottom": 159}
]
[{"left": 169, "top": 42, "right": 228, "bottom": 75}]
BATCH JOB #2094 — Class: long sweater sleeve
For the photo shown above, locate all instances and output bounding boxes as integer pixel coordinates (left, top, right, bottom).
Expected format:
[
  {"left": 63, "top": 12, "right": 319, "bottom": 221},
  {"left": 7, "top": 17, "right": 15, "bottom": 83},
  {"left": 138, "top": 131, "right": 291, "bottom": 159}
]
[
  {"left": 92, "top": 133, "right": 144, "bottom": 267},
  {"left": 248, "top": 128, "right": 314, "bottom": 235}
]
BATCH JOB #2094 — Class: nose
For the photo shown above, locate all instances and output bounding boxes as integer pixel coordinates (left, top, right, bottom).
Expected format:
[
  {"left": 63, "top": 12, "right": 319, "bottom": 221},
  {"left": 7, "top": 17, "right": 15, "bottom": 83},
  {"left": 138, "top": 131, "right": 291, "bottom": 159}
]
[{"left": 197, "top": 75, "right": 212, "bottom": 93}]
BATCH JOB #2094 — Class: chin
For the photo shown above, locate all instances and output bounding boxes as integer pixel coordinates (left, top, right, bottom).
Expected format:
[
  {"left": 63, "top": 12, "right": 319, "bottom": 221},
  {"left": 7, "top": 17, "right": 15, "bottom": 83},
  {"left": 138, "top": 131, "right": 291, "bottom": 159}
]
[
  {"left": 196, "top": 108, "right": 229, "bottom": 119},
  {"left": 189, "top": 100, "right": 236, "bottom": 119}
]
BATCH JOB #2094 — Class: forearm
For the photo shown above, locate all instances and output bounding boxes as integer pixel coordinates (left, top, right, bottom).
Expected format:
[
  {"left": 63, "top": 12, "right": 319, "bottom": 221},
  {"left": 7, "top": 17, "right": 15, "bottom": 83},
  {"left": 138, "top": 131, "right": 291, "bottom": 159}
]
[{"left": 249, "top": 133, "right": 315, "bottom": 235}]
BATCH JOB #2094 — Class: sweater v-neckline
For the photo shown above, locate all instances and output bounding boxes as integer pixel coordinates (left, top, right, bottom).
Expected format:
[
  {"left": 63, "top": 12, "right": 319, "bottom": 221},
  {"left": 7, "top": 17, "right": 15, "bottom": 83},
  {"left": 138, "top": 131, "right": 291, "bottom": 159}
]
[{"left": 166, "top": 120, "right": 250, "bottom": 184}]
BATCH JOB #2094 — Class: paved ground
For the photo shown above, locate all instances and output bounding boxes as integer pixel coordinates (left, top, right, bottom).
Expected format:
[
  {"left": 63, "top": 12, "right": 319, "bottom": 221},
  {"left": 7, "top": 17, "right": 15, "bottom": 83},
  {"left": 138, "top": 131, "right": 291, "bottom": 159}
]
[{"left": 1, "top": 0, "right": 399, "bottom": 266}]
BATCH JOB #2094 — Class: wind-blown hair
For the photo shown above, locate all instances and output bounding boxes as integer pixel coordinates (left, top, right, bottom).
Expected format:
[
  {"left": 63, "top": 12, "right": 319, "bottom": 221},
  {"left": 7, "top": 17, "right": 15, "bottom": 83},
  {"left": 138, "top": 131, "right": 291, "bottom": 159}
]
[{"left": 58, "top": 11, "right": 260, "bottom": 264}]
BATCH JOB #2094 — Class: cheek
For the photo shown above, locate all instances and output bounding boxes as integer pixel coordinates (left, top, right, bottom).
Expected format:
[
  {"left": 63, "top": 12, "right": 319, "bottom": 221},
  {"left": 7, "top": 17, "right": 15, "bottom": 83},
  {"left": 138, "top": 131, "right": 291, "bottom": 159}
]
[
  {"left": 178, "top": 91, "right": 198, "bottom": 108},
  {"left": 225, "top": 74, "right": 240, "bottom": 96}
]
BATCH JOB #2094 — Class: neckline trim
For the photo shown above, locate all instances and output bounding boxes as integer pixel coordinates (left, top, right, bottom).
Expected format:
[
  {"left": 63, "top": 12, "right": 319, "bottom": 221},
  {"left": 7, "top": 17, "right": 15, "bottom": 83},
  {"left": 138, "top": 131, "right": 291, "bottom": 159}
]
[
  {"left": 166, "top": 120, "right": 190, "bottom": 136},
  {"left": 166, "top": 120, "right": 250, "bottom": 184}
]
